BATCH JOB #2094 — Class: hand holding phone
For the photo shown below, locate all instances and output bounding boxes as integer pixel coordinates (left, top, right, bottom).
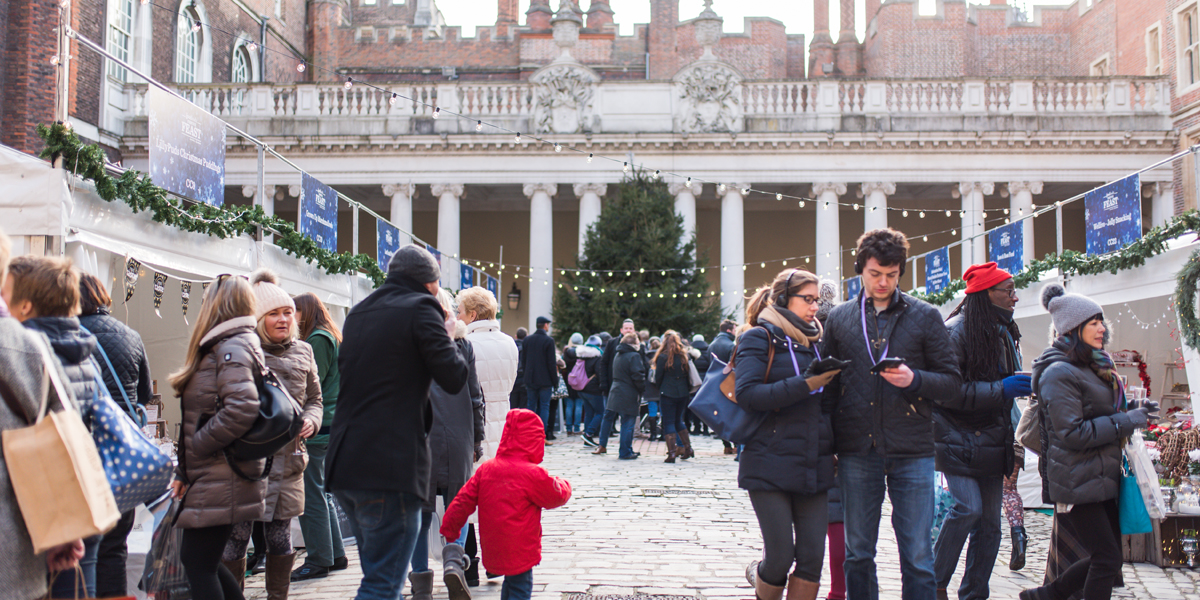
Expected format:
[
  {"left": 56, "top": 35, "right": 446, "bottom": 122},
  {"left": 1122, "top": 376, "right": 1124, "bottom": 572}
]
[{"left": 869, "top": 357, "right": 906, "bottom": 374}]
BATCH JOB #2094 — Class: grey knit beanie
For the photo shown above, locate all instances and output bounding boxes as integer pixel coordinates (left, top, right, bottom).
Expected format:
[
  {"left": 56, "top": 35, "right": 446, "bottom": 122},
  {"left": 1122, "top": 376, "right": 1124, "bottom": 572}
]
[
  {"left": 1041, "top": 283, "right": 1103, "bottom": 335},
  {"left": 569, "top": 332, "right": 584, "bottom": 346},
  {"left": 387, "top": 244, "right": 441, "bottom": 283}
]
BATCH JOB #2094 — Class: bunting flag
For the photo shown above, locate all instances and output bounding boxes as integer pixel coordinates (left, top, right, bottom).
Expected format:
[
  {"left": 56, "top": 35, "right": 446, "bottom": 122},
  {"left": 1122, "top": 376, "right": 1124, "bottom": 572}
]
[
  {"left": 461, "top": 264, "right": 475, "bottom": 289},
  {"left": 124, "top": 257, "right": 142, "bottom": 303},
  {"left": 486, "top": 275, "right": 498, "bottom": 297},
  {"left": 181, "top": 281, "right": 191, "bottom": 324},
  {"left": 152, "top": 272, "right": 168, "bottom": 317}
]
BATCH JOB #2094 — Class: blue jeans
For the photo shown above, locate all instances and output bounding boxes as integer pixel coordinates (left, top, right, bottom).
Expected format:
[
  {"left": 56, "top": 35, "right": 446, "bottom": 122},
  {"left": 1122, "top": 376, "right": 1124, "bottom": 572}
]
[
  {"left": 933, "top": 474, "right": 1003, "bottom": 600},
  {"left": 599, "top": 410, "right": 636, "bottom": 458},
  {"left": 50, "top": 535, "right": 99, "bottom": 598},
  {"left": 563, "top": 396, "right": 583, "bottom": 432},
  {"left": 299, "top": 444, "right": 345, "bottom": 567},
  {"left": 659, "top": 395, "right": 688, "bottom": 435},
  {"left": 527, "top": 386, "right": 553, "bottom": 434},
  {"left": 839, "top": 450, "right": 937, "bottom": 600},
  {"left": 581, "top": 393, "right": 605, "bottom": 436},
  {"left": 501, "top": 569, "right": 534, "bottom": 600},
  {"left": 334, "top": 490, "right": 423, "bottom": 600},
  {"left": 411, "top": 489, "right": 469, "bottom": 573}
]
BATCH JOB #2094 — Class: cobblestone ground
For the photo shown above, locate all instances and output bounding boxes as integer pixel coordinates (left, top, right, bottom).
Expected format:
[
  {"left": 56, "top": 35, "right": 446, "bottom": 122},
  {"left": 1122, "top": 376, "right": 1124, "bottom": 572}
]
[{"left": 251, "top": 433, "right": 1199, "bottom": 600}]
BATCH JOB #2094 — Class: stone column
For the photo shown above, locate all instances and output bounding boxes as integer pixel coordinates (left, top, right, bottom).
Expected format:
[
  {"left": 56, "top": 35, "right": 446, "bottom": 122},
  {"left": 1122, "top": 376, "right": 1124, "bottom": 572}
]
[
  {"left": 1148, "top": 181, "right": 1175, "bottom": 228},
  {"left": 1008, "top": 181, "right": 1042, "bottom": 268},
  {"left": 669, "top": 180, "right": 703, "bottom": 258},
  {"left": 861, "top": 182, "right": 895, "bottom": 232},
  {"left": 525, "top": 183, "right": 557, "bottom": 331},
  {"left": 813, "top": 182, "right": 847, "bottom": 286},
  {"left": 809, "top": 0, "right": 835, "bottom": 77},
  {"left": 573, "top": 183, "right": 606, "bottom": 257},
  {"left": 959, "top": 182, "right": 994, "bottom": 271},
  {"left": 721, "top": 184, "right": 749, "bottom": 319},
  {"left": 383, "top": 183, "right": 416, "bottom": 246},
  {"left": 431, "top": 183, "right": 465, "bottom": 289}
]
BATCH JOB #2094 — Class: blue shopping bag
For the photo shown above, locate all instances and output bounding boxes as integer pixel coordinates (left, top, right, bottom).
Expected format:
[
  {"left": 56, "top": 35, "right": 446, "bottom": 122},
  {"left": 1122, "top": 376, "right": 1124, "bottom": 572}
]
[
  {"left": 86, "top": 364, "right": 174, "bottom": 514},
  {"left": 931, "top": 474, "right": 956, "bottom": 545},
  {"left": 1119, "top": 456, "right": 1153, "bottom": 535}
]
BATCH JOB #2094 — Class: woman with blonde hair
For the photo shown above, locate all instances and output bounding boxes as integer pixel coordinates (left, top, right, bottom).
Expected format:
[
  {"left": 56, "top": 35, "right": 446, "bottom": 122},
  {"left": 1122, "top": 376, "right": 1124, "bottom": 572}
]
[
  {"left": 737, "top": 269, "right": 841, "bottom": 600},
  {"left": 653, "top": 330, "right": 693, "bottom": 462},
  {"left": 219, "top": 270, "right": 323, "bottom": 600},
  {"left": 169, "top": 274, "right": 265, "bottom": 600}
]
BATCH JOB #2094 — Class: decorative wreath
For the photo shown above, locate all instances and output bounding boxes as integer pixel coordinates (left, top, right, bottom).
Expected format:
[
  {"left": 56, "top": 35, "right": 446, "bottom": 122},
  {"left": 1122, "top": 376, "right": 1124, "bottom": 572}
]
[{"left": 1175, "top": 249, "right": 1200, "bottom": 353}]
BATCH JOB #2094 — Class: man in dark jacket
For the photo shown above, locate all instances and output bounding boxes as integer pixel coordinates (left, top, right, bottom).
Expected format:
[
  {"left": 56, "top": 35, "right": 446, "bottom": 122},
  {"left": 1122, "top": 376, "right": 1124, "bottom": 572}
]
[
  {"left": 326, "top": 245, "right": 468, "bottom": 600},
  {"left": 510, "top": 328, "right": 528, "bottom": 410},
  {"left": 933, "top": 263, "right": 1031, "bottom": 600},
  {"left": 709, "top": 320, "right": 736, "bottom": 365},
  {"left": 520, "top": 316, "right": 558, "bottom": 442},
  {"left": 820, "top": 229, "right": 961, "bottom": 600}
]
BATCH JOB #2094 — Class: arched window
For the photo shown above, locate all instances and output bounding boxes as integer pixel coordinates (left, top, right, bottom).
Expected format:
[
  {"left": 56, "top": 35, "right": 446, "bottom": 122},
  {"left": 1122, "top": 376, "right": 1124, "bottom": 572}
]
[
  {"left": 232, "top": 45, "right": 251, "bottom": 83},
  {"left": 176, "top": 5, "right": 202, "bottom": 83}
]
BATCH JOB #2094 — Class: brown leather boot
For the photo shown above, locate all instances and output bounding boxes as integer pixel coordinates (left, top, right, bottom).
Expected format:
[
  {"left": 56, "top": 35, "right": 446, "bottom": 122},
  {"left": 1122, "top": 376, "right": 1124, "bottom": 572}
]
[
  {"left": 663, "top": 433, "right": 678, "bottom": 463},
  {"left": 222, "top": 557, "right": 246, "bottom": 591},
  {"left": 786, "top": 576, "right": 820, "bottom": 600},
  {"left": 746, "top": 561, "right": 785, "bottom": 600},
  {"left": 265, "top": 553, "right": 295, "bottom": 600},
  {"left": 591, "top": 446, "right": 606, "bottom": 454},
  {"left": 676, "top": 430, "right": 695, "bottom": 459}
]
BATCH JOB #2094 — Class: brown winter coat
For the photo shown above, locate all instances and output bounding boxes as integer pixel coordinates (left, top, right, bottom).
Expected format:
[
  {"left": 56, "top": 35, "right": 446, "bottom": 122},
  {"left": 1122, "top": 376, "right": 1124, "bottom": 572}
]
[
  {"left": 175, "top": 316, "right": 268, "bottom": 529},
  {"left": 260, "top": 338, "right": 323, "bottom": 521}
]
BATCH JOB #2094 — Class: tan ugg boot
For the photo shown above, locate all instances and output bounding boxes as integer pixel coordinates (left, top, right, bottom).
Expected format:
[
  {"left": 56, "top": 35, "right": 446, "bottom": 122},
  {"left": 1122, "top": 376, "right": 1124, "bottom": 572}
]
[
  {"left": 786, "top": 575, "right": 820, "bottom": 600},
  {"left": 222, "top": 557, "right": 246, "bottom": 591}
]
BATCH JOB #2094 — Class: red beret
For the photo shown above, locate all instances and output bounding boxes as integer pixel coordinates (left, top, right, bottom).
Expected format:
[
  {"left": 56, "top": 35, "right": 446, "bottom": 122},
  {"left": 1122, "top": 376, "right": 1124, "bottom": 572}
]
[{"left": 963, "top": 262, "right": 1012, "bottom": 294}]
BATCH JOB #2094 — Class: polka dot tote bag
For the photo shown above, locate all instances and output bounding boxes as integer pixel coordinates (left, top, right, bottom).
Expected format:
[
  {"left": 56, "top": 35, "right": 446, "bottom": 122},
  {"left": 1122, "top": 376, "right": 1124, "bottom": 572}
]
[{"left": 86, "top": 366, "right": 174, "bottom": 514}]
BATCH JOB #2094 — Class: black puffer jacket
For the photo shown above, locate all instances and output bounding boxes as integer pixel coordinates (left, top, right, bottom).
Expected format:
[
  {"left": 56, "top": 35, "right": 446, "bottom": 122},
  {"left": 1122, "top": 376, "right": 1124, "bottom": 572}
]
[
  {"left": 23, "top": 317, "right": 102, "bottom": 416},
  {"left": 80, "top": 308, "right": 153, "bottom": 417},
  {"left": 734, "top": 323, "right": 834, "bottom": 495},
  {"left": 562, "top": 345, "right": 602, "bottom": 395},
  {"left": 821, "top": 291, "right": 961, "bottom": 458},
  {"left": 935, "top": 312, "right": 1019, "bottom": 478},
  {"left": 606, "top": 343, "right": 645, "bottom": 415},
  {"left": 653, "top": 352, "right": 690, "bottom": 399},
  {"left": 1032, "top": 345, "right": 1140, "bottom": 505}
]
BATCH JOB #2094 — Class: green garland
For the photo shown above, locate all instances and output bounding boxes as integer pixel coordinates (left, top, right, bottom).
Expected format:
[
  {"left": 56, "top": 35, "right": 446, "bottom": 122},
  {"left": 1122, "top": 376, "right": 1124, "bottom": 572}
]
[
  {"left": 1175, "top": 249, "right": 1200, "bottom": 352},
  {"left": 37, "top": 123, "right": 386, "bottom": 286},
  {"left": 913, "top": 210, "right": 1200, "bottom": 309}
]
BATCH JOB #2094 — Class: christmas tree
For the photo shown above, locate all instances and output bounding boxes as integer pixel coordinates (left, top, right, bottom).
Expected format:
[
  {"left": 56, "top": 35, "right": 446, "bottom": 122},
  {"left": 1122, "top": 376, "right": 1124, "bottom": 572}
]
[{"left": 551, "top": 172, "right": 721, "bottom": 344}]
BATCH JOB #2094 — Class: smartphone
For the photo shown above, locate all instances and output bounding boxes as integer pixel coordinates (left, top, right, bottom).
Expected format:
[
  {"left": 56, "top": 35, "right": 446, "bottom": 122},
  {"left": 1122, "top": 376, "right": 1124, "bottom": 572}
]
[{"left": 870, "top": 357, "right": 906, "bottom": 374}]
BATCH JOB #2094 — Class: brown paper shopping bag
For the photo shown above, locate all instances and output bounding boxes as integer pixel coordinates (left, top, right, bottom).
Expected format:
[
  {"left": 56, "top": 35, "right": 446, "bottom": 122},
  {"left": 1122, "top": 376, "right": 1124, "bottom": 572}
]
[{"left": 1, "top": 334, "right": 119, "bottom": 553}]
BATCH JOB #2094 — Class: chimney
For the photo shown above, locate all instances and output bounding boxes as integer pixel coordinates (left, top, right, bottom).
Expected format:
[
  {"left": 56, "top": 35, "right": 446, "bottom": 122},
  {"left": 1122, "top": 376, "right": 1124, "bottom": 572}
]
[
  {"left": 835, "top": 0, "right": 861, "bottom": 75},
  {"left": 648, "top": 0, "right": 679, "bottom": 79},
  {"left": 497, "top": 0, "right": 518, "bottom": 37},
  {"left": 809, "top": 0, "right": 835, "bottom": 78},
  {"left": 587, "top": 0, "right": 615, "bottom": 29},
  {"left": 307, "top": 0, "right": 346, "bottom": 82},
  {"left": 527, "top": 0, "right": 553, "bottom": 30}
]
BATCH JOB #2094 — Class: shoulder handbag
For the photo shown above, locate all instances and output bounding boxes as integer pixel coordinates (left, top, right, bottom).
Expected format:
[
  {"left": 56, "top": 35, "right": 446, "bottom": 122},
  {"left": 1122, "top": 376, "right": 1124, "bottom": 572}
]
[
  {"left": 80, "top": 324, "right": 147, "bottom": 427},
  {"left": 87, "top": 363, "right": 174, "bottom": 514},
  {"left": 1, "top": 334, "right": 120, "bottom": 552},
  {"left": 687, "top": 359, "right": 703, "bottom": 392},
  {"left": 1119, "top": 455, "right": 1153, "bottom": 534},
  {"left": 1015, "top": 396, "right": 1042, "bottom": 454},
  {"left": 689, "top": 327, "right": 775, "bottom": 444}
]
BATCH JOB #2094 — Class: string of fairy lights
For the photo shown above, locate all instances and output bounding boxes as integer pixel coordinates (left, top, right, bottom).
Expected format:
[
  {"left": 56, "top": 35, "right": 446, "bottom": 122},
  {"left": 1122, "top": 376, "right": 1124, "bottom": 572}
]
[{"left": 61, "top": 3, "right": 1158, "bottom": 296}]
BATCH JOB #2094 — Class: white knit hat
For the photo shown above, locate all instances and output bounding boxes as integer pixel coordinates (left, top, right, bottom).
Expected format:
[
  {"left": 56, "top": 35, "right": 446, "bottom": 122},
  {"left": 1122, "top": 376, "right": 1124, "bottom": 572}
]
[{"left": 251, "top": 269, "right": 294, "bottom": 319}]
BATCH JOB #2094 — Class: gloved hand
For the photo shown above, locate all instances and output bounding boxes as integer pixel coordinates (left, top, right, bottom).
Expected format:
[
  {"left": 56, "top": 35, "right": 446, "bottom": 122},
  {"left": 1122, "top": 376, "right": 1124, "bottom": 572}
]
[
  {"left": 1128, "top": 400, "right": 1160, "bottom": 429},
  {"left": 1126, "top": 408, "right": 1150, "bottom": 430},
  {"left": 1001, "top": 375, "right": 1032, "bottom": 401},
  {"left": 474, "top": 445, "right": 483, "bottom": 463},
  {"left": 805, "top": 369, "right": 840, "bottom": 392},
  {"left": 806, "top": 357, "right": 851, "bottom": 377}
]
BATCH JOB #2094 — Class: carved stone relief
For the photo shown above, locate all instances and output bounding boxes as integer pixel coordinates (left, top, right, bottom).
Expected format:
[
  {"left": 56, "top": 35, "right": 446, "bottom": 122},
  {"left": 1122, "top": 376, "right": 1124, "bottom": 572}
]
[
  {"left": 674, "top": 62, "right": 743, "bottom": 134},
  {"left": 530, "top": 63, "right": 599, "bottom": 134}
]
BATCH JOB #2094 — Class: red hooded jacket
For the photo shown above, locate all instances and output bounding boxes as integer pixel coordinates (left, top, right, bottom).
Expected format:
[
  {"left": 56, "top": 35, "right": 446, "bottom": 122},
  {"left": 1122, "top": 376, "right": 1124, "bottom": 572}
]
[{"left": 440, "top": 409, "right": 571, "bottom": 576}]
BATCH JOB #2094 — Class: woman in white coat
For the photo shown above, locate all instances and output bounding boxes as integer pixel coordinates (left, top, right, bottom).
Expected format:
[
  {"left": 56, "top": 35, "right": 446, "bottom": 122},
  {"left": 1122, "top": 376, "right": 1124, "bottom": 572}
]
[{"left": 455, "top": 286, "right": 518, "bottom": 584}]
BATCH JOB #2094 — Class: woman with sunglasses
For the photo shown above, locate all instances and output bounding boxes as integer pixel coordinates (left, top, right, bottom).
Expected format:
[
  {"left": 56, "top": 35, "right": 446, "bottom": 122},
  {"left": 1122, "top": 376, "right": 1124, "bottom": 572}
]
[
  {"left": 738, "top": 269, "right": 842, "bottom": 600},
  {"left": 169, "top": 274, "right": 267, "bottom": 600}
]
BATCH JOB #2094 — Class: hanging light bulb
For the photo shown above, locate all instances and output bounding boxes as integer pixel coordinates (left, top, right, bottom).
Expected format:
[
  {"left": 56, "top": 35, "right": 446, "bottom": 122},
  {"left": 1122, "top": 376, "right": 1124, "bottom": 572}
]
[
  {"left": 742, "top": 187, "right": 750, "bottom": 195},
  {"left": 902, "top": 210, "right": 909, "bottom": 217},
  {"left": 626, "top": 271, "right": 631, "bottom": 276},
  {"left": 389, "top": 93, "right": 398, "bottom": 106},
  {"left": 515, "top": 132, "right": 522, "bottom": 143},
  {"left": 699, "top": 267, "right": 706, "bottom": 274},
  {"left": 50, "top": 54, "right": 59, "bottom": 65},
  {"left": 639, "top": 268, "right": 645, "bottom": 273},
  {"left": 851, "top": 249, "right": 857, "bottom": 256},
  {"left": 653, "top": 169, "right": 661, "bottom": 179},
  {"left": 660, "top": 270, "right": 666, "bottom": 276},
  {"left": 587, "top": 153, "right": 593, "bottom": 163},
  {"left": 1005, "top": 218, "right": 1011, "bottom": 224},
  {"left": 297, "top": 62, "right": 306, "bottom": 72},
  {"left": 623, "top": 162, "right": 630, "bottom": 173},
  {"left": 805, "top": 257, "right": 810, "bottom": 264},
  {"left": 919, "top": 211, "right": 926, "bottom": 218},
  {"left": 476, "top": 120, "right": 483, "bottom": 131},
  {"left": 853, "top": 204, "right": 860, "bottom": 211},
  {"left": 722, "top": 266, "right": 727, "bottom": 271},
  {"left": 782, "top": 260, "right": 788, "bottom": 266},
  {"left": 1003, "top": 208, "right": 1010, "bottom": 215},
  {"left": 951, "top": 229, "right": 957, "bottom": 235},
  {"left": 192, "top": 21, "right": 201, "bottom": 33},
  {"left": 776, "top": 193, "right": 783, "bottom": 201},
  {"left": 718, "top": 184, "right": 726, "bottom": 193},
  {"left": 946, "top": 210, "right": 952, "bottom": 217},
  {"left": 1018, "top": 207, "right": 1024, "bottom": 215},
  {"left": 923, "top": 235, "right": 929, "bottom": 241},
  {"left": 247, "top": 41, "right": 257, "bottom": 52},
  {"left": 686, "top": 177, "right": 692, "bottom": 186},
  {"left": 554, "top": 143, "right": 562, "bottom": 152},
  {"left": 760, "top": 262, "right": 765, "bottom": 268},
  {"left": 432, "top": 107, "right": 441, "bottom": 119},
  {"left": 798, "top": 200, "right": 805, "bottom": 208},
  {"left": 823, "top": 202, "right": 829, "bottom": 210}
]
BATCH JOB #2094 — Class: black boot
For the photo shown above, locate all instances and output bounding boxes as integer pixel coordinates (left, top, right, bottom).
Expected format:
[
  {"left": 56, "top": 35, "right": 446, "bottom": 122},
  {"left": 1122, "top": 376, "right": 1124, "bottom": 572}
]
[
  {"left": 1010, "top": 526, "right": 1028, "bottom": 571},
  {"left": 648, "top": 417, "right": 659, "bottom": 441}
]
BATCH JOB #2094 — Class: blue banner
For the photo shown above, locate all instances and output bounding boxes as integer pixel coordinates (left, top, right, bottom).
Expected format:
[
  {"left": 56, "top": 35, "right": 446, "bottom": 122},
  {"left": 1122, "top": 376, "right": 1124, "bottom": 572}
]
[
  {"left": 486, "top": 275, "right": 498, "bottom": 297},
  {"left": 147, "top": 87, "right": 225, "bottom": 206},
  {"left": 461, "top": 265, "right": 475, "bottom": 289},
  {"left": 846, "top": 276, "right": 862, "bottom": 300},
  {"left": 987, "top": 221, "right": 1024, "bottom": 274},
  {"left": 300, "top": 173, "right": 338, "bottom": 252},
  {"left": 1085, "top": 174, "right": 1142, "bottom": 256},
  {"left": 925, "top": 247, "right": 951, "bottom": 294},
  {"left": 426, "top": 245, "right": 442, "bottom": 286},
  {"left": 376, "top": 221, "right": 400, "bottom": 273}
]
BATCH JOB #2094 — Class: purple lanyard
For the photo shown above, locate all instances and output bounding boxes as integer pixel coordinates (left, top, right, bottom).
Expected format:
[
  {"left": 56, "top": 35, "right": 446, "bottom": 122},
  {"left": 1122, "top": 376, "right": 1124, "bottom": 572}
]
[{"left": 861, "top": 292, "right": 889, "bottom": 366}]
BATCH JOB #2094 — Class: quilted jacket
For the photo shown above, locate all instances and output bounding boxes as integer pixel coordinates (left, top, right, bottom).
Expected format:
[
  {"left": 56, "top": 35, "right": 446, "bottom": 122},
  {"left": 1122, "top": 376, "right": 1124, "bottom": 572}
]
[
  {"left": 259, "top": 338, "right": 323, "bottom": 521},
  {"left": 23, "top": 317, "right": 102, "bottom": 419},
  {"left": 80, "top": 309, "right": 153, "bottom": 416},
  {"left": 467, "top": 319, "right": 518, "bottom": 462},
  {"left": 440, "top": 409, "right": 571, "bottom": 576},
  {"left": 175, "top": 316, "right": 268, "bottom": 529},
  {"left": 934, "top": 313, "right": 1019, "bottom": 478},
  {"left": 820, "top": 291, "right": 962, "bottom": 458}
]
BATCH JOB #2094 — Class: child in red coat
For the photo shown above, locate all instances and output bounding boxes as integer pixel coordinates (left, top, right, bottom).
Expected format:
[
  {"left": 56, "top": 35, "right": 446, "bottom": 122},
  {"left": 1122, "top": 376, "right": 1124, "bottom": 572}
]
[{"left": 441, "top": 408, "right": 572, "bottom": 600}]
